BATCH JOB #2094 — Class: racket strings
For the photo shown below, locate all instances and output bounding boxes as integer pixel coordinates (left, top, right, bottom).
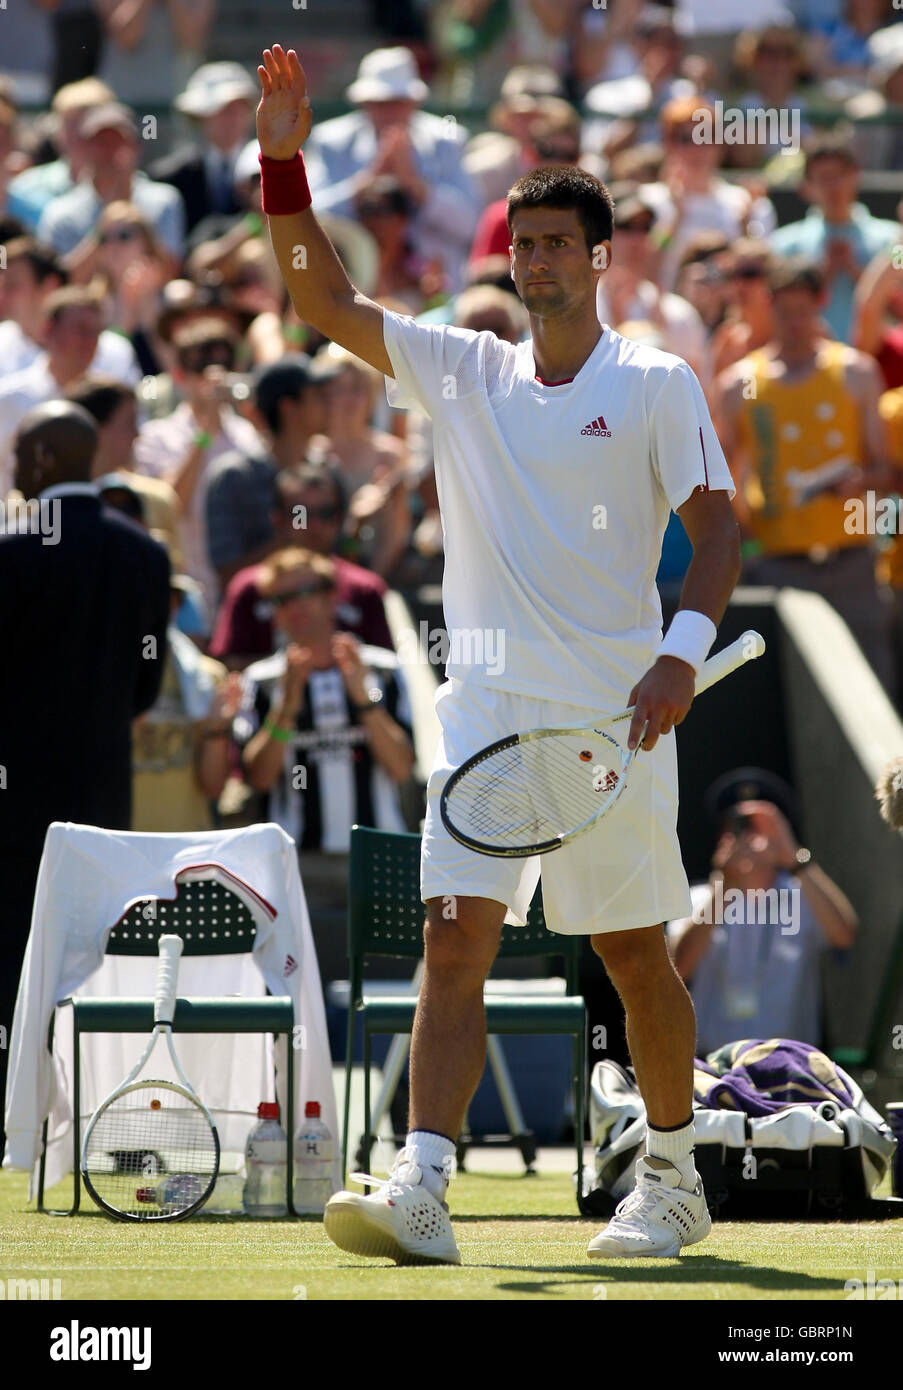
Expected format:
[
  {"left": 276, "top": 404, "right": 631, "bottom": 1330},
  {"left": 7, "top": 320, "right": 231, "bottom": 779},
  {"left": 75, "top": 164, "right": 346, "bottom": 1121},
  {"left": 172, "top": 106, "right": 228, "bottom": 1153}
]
[
  {"left": 83, "top": 1083, "right": 218, "bottom": 1220},
  {"left": 446, "top": 729, "right": 629, "bottom": 851}
]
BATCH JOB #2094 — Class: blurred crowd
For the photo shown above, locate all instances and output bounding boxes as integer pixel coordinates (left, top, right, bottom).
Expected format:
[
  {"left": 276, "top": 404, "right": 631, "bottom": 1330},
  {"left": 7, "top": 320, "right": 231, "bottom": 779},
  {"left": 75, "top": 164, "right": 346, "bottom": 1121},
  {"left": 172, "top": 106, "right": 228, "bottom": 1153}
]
[{"left": 1, "top": 1, "right": 902, "bottom": 990}]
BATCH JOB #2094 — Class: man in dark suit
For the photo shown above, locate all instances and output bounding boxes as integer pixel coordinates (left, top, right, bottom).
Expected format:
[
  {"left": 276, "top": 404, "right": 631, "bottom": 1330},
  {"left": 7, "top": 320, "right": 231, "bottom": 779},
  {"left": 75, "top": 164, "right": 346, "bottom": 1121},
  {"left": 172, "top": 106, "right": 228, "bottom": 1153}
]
[
  {"left": 148, "top": 63, "right": 257, "bottom": 233},
  {"left": 0, "top": 400, "right": 170, "bottom": 1151}
]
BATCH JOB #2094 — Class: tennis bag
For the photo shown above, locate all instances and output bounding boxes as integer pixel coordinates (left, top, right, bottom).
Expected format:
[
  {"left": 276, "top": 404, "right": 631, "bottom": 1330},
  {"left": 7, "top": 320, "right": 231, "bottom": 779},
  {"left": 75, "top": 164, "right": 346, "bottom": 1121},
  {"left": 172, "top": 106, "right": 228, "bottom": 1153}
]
[{"left": 581, "top": 1040, "right": 899, "bottom": 1220}]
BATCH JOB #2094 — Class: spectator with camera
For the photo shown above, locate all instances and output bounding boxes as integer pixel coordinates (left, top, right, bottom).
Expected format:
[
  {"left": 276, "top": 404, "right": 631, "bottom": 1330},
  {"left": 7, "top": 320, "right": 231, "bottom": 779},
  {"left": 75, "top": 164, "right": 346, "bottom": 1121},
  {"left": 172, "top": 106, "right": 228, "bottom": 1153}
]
[{"left": 668, "top": 768, "right": 858, "bottom": 1052}]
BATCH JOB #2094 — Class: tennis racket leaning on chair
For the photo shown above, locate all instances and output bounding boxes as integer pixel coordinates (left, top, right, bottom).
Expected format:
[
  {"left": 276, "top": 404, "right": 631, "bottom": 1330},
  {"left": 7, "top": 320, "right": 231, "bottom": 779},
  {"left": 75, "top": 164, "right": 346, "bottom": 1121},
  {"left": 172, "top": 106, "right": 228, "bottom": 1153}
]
[
  {"left": 440, "top": 630, "right": 765, "bottom": 859},
  {"left": 81, "top": 932, "right": 220, "bottom": 1221}
]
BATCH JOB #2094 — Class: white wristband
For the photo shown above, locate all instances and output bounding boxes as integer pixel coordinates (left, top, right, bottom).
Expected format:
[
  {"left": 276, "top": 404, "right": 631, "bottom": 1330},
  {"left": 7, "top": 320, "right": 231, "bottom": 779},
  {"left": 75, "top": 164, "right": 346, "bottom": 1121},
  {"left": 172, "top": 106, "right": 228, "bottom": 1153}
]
[{"left": 657, "top": 610, "right": 717, "bottom": 676}]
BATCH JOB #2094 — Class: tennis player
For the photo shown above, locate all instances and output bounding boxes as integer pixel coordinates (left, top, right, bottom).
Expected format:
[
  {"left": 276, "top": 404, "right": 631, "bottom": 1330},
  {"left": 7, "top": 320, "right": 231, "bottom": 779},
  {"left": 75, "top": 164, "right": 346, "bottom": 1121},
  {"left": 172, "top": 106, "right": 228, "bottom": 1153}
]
[{"left": 256, "top": 45, "right": 742, "bottom": 1265}]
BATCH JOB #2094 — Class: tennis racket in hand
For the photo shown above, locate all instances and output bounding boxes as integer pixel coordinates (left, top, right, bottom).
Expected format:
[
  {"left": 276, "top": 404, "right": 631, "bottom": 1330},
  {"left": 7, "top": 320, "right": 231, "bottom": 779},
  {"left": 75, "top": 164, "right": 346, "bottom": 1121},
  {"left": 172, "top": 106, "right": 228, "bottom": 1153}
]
[
  {"left": 440, "top": 630, "right": 765, "bottom": 858},
  {"left": 81, "top": 933, "right": 220, "bottom": 1221}
]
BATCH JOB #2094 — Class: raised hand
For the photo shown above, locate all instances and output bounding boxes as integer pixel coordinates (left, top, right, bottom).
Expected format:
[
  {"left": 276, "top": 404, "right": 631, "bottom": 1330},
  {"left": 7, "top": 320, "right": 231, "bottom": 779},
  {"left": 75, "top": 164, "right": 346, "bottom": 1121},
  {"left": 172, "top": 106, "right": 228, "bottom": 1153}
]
[
  {"left": 211, "top": 671, "right": 244, "bottom": 723},
  {"left": 332, "top": 632, "right": 370, "bottom": 703},
  {"left": 279, "top": 643, "right": 314, "bottom": 717},
  {"left": 257, "top": 45, "right": 313, "bottom": 160}
]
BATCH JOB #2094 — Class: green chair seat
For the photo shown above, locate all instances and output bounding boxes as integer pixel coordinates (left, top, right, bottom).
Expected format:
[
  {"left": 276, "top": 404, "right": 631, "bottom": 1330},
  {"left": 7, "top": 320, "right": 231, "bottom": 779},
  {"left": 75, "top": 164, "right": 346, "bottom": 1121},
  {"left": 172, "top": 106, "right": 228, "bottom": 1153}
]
[
  {"left": 67, "top": 996, "right": 293, "bottom": 1033},
  {"left": 363, "top": 996, "right": 587, "bottom": 1036}
]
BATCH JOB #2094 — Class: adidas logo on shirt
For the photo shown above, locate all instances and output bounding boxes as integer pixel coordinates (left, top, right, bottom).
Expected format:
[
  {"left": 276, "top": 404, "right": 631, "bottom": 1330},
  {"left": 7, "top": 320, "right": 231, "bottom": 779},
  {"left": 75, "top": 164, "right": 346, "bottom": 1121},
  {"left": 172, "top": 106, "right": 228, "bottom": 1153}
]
[{"left": 581, "top": 414, "right": 611, "bottom": 437}]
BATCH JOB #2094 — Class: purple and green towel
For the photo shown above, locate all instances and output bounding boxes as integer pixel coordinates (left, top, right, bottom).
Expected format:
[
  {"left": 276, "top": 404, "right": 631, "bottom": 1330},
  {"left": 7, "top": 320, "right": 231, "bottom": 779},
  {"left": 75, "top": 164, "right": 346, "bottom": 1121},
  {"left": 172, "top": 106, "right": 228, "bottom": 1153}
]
[{"left": 693, "top": 1039, "right": 856, "bottom": 1116}]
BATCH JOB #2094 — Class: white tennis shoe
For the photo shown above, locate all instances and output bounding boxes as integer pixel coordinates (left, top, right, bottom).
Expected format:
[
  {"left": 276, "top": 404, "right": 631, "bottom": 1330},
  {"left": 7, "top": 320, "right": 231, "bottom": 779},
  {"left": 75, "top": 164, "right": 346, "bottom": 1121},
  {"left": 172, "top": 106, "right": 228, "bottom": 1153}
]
[
  {"left": 587, "top": 1155, "right": 712, "bottom": 1259},
  {"left": 324, "top": 1148, "right": 462, "bottom": 1266}
]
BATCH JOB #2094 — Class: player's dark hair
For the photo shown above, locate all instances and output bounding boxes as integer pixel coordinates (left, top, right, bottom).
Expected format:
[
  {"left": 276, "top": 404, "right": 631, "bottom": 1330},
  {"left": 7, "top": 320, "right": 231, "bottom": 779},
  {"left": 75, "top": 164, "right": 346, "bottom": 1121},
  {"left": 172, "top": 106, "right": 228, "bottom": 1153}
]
[
  {"left": 768, "top": 256, "right": 824, "bottom": 298},
  {"left": 506, "top": 166, "right": 614, "bottom": 255}
]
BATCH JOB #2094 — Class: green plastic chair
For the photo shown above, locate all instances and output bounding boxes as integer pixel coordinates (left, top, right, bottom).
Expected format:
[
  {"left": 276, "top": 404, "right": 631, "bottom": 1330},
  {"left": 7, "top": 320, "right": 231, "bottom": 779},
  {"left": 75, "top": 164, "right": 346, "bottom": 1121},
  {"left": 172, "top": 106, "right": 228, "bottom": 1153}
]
[
  {"left": 37, "top": 876, "right": 296, "bottom": 1216},
  {"left": 831, "top": 907, "right": 903, "bottom": 1089},
  {"left": 342, "top": 826, "right": 588, "bottom": 1209}
]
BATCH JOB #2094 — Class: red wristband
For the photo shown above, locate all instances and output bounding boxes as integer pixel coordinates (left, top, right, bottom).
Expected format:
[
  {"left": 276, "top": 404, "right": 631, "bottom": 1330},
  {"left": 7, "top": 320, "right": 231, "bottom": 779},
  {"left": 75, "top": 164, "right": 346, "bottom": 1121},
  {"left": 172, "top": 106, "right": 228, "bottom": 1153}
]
[{"left": 258, "top": 152, "right": 312, "bottom": 216}]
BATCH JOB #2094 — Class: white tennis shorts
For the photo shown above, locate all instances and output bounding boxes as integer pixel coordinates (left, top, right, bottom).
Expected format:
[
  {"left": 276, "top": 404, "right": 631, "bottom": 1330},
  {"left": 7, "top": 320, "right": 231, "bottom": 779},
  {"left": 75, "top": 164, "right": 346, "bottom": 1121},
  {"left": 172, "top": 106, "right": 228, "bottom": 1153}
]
[{"left": 421, "top": 678, "right": 693, "bottom": 936}]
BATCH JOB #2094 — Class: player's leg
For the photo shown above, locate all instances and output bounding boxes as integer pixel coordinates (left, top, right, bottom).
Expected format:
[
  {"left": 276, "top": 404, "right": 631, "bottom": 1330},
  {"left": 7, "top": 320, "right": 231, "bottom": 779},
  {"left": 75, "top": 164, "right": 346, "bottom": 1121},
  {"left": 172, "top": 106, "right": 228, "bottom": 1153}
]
[
  {"left": 323, "top": 894, "right": 507, "bottom": 1266},
  {"left": 322, "top": 678, "right": 537, "bottom": 1265},
  {"left": 537, "top": 724, "right": 710, "bottom": 1257},
  {"left": 409, "top": 895, "right": 505, "bottom": 1140},
  {"left": 586, "top": 924, "right": 711, "bottom": 1258},
  {"left": 591, "top": 924, "right": 695, "bottom": 1129}
]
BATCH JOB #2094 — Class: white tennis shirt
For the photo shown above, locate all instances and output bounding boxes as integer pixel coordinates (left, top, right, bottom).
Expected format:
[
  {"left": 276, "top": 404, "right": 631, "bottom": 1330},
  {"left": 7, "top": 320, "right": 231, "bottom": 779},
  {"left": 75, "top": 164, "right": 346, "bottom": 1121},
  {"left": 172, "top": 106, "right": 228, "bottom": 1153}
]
[{"left": 383, "top": 310, "right": 735, "bottom": 708}]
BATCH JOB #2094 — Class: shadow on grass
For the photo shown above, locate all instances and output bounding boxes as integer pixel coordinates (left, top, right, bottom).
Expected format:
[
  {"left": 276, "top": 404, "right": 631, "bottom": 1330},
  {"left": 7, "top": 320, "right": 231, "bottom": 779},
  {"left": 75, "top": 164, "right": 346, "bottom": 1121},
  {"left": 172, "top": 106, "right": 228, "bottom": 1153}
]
[
  {"left": 452, "top": 1213, "right": 586, "bottom": 1223},
  {"left": 491, "top": 1257, "right": 844, "bottom": 1296}
]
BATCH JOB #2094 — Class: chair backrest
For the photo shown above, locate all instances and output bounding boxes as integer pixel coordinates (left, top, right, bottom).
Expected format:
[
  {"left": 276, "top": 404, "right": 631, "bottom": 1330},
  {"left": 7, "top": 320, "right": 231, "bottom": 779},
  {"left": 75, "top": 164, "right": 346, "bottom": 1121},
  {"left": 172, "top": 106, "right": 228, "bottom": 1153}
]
[
  {"left": 106, "top": 877, "right": 259, "bottom": 956},
  {"left": 347, "top": 825, "right": 581, "bottom": 1005}
]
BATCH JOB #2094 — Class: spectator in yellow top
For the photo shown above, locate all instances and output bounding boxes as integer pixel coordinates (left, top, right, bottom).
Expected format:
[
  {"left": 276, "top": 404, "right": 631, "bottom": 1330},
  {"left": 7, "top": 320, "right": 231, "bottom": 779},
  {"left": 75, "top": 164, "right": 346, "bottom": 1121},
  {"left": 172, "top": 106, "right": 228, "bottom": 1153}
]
[
  {"left": 717, "top": 256, "right": 894, "bottom": 692},
  {"left": 876, "top": 385, "right": 903, "bottom": 711}
]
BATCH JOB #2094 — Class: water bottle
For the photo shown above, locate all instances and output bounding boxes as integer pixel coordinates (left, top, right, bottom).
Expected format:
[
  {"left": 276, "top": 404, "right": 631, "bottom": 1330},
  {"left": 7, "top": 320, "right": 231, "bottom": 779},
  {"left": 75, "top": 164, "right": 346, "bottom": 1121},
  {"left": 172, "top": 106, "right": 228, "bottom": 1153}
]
[
  {"left": 243, "top": 1101, "right": 288, "bottom": 1217},
  {"left": 205, "top": 1173, "right": 246, "bottom": 1214},
  {"left": 293, "top": 1101, "right": 335, "bottom": 1214},
  {"left": 135, "top": 1173, "right": 205, "bottom": 1210}
]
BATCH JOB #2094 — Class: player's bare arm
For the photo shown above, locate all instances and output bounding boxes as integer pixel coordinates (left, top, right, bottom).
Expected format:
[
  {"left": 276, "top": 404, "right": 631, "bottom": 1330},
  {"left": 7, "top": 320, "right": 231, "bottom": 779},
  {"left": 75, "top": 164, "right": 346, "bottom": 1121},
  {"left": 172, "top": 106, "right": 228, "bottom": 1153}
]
[
  {"left": 256, "top": 45, "right": 393, "bottom": 377},
  {"left": 627, "top": 488, "right": 741, "bottom": 753}
]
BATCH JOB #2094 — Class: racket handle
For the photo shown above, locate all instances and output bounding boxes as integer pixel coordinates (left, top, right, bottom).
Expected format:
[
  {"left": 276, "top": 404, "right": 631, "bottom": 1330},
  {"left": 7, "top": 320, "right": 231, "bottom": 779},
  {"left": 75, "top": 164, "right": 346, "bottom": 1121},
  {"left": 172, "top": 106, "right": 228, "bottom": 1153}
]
[
  {"left": 154, "top": 934, "right": 183, "bottom": 1026},
  {"left": 693, "top": 629, "right": 765, "bottom": 698}
]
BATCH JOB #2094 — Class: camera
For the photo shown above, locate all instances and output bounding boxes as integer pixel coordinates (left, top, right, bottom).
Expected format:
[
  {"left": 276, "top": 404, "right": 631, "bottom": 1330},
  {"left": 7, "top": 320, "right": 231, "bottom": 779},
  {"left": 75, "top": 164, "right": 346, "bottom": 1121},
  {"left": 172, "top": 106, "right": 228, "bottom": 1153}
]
[{"left": 727, "top": 808, "right": 753, "bottom": 836}]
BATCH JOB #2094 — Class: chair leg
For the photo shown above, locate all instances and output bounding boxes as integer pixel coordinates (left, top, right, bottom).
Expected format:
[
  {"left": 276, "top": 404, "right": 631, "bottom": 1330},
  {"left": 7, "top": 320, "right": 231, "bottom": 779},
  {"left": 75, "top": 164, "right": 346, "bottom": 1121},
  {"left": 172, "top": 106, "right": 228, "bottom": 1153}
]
[
  {"left": 362, "top": 1022, "right": 373, "bottom": 1193},
  {"left": 574, "top": 1019, "right": 587, "bottom": 1216},
  {"left": 342, "top": 1004, "right": 356, "bottom": 1183},
  {"left": 37, "top": 1009, "right": 56, "bottom": 1213},
  {"left": 37, "top": 1116, "right": 48, "bottom": 1213},
  {"left": 486, "top": 1033, "right": 535, "bottom": 1174},
  {"left": 286, "top": 1026, "right": 296, "bottom": 1216},
  {"left": 46, "top": 1011, "right": 81, "bottom": 1216},
  {"left": 71, "top": 1021, "right": 81, "bottom": 1214},
  {"left": 368, "top": 1031, "right": 411, "bottom": 1139}
]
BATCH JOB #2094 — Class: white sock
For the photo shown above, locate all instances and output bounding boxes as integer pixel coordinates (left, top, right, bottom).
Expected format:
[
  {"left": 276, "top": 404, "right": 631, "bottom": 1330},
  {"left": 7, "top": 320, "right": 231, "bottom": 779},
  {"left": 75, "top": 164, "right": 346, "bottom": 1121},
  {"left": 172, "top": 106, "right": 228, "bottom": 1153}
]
[
  {"left": 645, "top": 1117, "right": 697, "bottom": 1190},
  {"left": 405, "top": 1130, "right": 456, "bottom": 1200}
]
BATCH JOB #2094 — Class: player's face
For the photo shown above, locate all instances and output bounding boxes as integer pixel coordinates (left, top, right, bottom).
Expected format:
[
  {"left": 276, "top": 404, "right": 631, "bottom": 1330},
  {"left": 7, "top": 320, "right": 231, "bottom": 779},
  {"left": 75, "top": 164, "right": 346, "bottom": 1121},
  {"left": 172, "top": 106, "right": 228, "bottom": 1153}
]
[{"left": 509, "top": 207, "right": 603, "bottom": 318}]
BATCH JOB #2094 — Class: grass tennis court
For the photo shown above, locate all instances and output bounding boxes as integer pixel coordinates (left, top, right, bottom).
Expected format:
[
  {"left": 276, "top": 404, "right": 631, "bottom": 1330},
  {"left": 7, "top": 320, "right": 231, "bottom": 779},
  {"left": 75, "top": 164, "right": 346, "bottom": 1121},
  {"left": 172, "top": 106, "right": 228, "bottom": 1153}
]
[{"left": 3, "top": 1168, "right": 901, "bottom": 1302}]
